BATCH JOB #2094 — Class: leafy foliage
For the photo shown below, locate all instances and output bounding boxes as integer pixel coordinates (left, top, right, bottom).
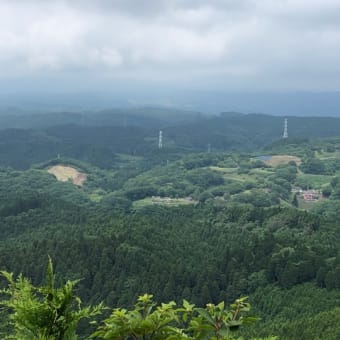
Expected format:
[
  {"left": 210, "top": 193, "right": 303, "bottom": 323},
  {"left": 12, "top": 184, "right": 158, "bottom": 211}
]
[
  {"left": 0, "top": 264, "right": 276, "bottom": 340},
  {"left": 0, "top": 258, "right": 102, "bottom": 339},
  {"left": 93, "top": 294, "right": 260, "bottom": 340}
]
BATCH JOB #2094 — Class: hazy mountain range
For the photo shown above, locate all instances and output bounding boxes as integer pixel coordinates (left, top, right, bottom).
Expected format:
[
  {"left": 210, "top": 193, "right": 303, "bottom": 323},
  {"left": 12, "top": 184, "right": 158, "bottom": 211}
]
[{"left": 1, "top": 91, "right": 340, "bottom": 117}]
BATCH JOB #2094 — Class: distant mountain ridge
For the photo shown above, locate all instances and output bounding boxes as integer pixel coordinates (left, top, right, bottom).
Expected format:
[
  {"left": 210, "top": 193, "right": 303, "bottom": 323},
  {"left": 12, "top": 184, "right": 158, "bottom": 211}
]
[
  {"left": 0, "top": 111, "right": 340, "bottom": 169},
  {"left": 1, "top": 91, "right": 340, "bottom": 116},
  {"left": 0, "top": 107, "right": 202, "bottom": 130}
]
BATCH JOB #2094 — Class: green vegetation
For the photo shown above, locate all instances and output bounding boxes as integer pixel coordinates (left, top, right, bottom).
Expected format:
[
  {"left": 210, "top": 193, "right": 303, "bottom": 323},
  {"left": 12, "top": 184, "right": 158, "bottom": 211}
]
[
  {"left": 0, "top": 112, "right": 340, "bottom": 338},
  {"left": 1, "top": 261, "right": 272, "bottom": 340},
  {"left": 296, "top": 173, "right": 332, "bottom": 189},
  {"left": 0, "top": 258, "right": 102, "bottom": 339}
]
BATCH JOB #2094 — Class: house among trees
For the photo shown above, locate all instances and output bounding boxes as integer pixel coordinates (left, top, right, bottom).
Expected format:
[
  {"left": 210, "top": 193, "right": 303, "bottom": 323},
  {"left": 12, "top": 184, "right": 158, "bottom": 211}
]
[
  {"left": 291, "top": 187, "right": 322, "bottom": 202},
  {"left": 302, "top": 190, "right": 320, "bottom": 201}
]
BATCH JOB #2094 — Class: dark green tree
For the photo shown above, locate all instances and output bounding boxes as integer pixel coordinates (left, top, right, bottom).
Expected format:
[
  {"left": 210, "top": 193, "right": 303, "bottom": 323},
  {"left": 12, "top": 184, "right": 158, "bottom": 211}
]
[{"left": 292, "top": 193, "right": 299, "bottom": 207}]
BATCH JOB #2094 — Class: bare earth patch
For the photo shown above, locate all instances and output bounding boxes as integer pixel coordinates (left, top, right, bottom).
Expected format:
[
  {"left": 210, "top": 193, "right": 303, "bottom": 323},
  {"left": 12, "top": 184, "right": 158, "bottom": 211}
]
[
  {"left": 265, "top": 155, "right": 302, "bottom": 167},
  {"left": 47, "top": 165, "right": 86, "bottom": 186}
]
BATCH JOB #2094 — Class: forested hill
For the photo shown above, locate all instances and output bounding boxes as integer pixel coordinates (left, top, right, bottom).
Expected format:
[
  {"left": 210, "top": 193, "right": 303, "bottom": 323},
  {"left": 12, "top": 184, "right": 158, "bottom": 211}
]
[
  {"left": 1, "top": 110, "right": 340, "bottom": 338},
  {"left": 1, "top": 109, "right": 340, "bottom": 135},
  {"left": 165, "top": 113, "right": 340, "bottom": 149},
  {"left": 1, "top": 182, "right": 340, "bottom": 339},
  {"left": 1, "top": 111, "right": 340, "bottom": 170},
  {"left": 0, "top": 107, "right": 203, "bottom": 129}
]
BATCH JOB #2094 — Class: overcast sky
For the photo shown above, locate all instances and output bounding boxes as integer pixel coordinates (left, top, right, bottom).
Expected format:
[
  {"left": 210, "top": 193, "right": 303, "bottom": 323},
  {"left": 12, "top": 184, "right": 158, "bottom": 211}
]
[{"left": 1, "top": 0, "right": 340, "bottom": 93}]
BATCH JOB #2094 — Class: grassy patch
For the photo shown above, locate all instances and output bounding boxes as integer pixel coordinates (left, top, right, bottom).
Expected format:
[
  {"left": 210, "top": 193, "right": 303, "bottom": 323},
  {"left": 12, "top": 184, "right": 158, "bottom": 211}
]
[
  {"left": 315, "top": 151, "right": 340, "bottom": 159},
  {"left": 264, "top": 155, "right": 302, "bottom": 167},
  {"left": 133, "top": 197, "right": 197, "bottom": 209},
  {"left": 208, "top": 166, "right": 254, "bottom": 182},
  {"left": 88, "top": 191, "right": 105, "bottom": 202},
  {"left": 296, "top": 196, "right": 321, "bottom": 210},
  {"left": 209, "top": 166, "right": 238, "bottom": 174},
  {"left": 249, "top": 169, "right": 275, "bottom": 178},
  {"left": 297, "top": 174, "right": 333, "bottom": 188}
]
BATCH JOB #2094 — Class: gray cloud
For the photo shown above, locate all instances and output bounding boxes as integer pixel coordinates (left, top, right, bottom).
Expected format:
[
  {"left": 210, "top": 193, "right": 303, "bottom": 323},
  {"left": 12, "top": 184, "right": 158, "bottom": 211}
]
[
  {"left": 69, "top": 0, "right": 254, "bottom": 15},
  {"left": 0, "top": 0, "right": 340, "bottom": 91}
]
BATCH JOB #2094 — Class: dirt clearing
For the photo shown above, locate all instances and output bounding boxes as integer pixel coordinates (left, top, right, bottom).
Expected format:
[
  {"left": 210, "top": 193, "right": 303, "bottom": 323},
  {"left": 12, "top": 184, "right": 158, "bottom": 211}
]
[
  {"left": 48, "top": 165, "right": 86, "bottom": 186},
  {"left": 264, "top": 155, "right": 302, "bottom": 167}
]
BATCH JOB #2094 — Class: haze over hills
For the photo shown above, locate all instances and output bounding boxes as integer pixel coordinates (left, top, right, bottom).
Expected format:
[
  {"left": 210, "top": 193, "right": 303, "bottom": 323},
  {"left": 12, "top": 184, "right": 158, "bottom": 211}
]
[
  {"left": 1, "top": 91, "right": 340, "bottom": 117},
  {"left": 1, "top": 110, "right": 340, "bottom": 172}
]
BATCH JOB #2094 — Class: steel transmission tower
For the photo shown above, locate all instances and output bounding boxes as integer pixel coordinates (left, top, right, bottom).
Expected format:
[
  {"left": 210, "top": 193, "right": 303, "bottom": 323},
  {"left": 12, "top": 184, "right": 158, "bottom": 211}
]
[
  {"left": 283, "top": 118, "right": 288, "bottom": 138},
  {"left": 158, "top": 130, "right": 163, "bottom": 149}
]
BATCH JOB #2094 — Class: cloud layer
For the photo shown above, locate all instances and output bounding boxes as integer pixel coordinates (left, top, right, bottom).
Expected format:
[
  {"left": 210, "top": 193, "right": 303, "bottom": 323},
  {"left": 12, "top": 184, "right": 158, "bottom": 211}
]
[{"left": 1, "top": 0, "right": 340, "bottom": 91}]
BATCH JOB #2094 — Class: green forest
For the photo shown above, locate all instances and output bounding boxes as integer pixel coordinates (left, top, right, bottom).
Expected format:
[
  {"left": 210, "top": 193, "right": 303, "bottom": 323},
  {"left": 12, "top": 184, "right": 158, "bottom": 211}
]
[{"left": 0, "top": 110, "right": 340, "bottom": 339}]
